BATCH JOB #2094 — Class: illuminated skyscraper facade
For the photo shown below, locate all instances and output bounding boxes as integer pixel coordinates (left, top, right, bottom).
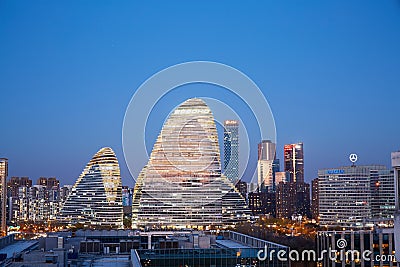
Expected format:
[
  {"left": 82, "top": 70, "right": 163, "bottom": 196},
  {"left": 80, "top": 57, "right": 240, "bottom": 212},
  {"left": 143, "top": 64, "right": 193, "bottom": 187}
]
[
  {"left": 284, "top": 143, "right": 304, "bottom": 183},
  {"left": 257, "top": 140, "right": 276, "bottom": 191},
  {"left": 276, "top": 143, "right": 310, "bottom": 219},
  {"left": 223, "top": 120, "right": 239, "bottom": 184},
  {"left": 58, "top": 147, "right": 123, "bottom": 228},
  {"left": 132, "top": 98, "right": 249, "bottom": 229}
]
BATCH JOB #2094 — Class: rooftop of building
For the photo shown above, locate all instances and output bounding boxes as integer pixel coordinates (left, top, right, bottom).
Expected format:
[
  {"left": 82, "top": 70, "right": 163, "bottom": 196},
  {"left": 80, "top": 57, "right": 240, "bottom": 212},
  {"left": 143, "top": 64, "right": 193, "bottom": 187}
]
[
  {"left": 319, "top": 164, "right": 387, "bottom": 171},
  {"left": 215, "top": 239, "right": 250, "bottom": 249},
  {"left": 79, "top": 256, "right": 131, "bottom": 267},
  {"left": 0, "top": 240, "right": 38, "bottom": 260}
]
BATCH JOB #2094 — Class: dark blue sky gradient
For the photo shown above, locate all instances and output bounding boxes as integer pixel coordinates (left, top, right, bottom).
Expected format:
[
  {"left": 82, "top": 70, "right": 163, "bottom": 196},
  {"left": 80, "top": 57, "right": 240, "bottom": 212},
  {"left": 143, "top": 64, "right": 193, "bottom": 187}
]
[{"left": 1, "top": 1, "right": 399, "bottom": 186}]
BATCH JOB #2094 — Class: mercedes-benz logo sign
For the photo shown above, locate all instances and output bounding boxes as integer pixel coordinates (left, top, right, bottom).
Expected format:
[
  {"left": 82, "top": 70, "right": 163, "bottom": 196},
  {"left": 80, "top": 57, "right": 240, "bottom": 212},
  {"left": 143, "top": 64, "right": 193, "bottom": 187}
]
[{"left": 349, "top": 153, "right": 358, "bottom": 163}]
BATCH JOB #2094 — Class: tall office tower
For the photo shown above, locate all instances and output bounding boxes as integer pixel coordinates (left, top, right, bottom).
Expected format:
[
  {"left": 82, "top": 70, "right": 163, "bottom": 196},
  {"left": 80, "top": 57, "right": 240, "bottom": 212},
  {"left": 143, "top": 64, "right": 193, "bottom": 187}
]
[
  {"left": 223, "top": 120, "right": 239, "bottom": 184},
  {"left": 258, "top": 140, "right": 276, "bottom": 160},
  {"left": 132, "top": 98, "right": 249, "bottom": 229},
  {"left": 276, "top": 143, "right": 308, "bottom": 219},
  {"left": 58, "top": 147, "right": 123, "bottom": 228},
  {"left": 284, "top": 143, "right": 304, "bottom": 183},
  {"left": 257, "top": 140, "right": 276, "bottom": 192},
  {"left": 0, "top": 158, "right": 8, "bottom": 236},
  {"left": 318, "top": 165, "right": 387, "bottom": 227},
  {"left": 311, "top": 178, "right": 319, "bottom": 221}
]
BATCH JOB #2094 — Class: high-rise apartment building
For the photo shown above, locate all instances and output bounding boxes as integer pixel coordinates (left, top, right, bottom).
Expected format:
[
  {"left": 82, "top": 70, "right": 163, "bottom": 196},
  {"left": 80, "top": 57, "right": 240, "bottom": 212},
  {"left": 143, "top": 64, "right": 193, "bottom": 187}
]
[
  {"left": 223, "top": 120, "right": 239, "bottom": 184},
  {"left": 58, "top": 147, "right": 123, "bottom": 228},
  {"left": 276, "top": 182, "right": 310, "bottom": 219},
  {"left": 8, "top": 177, "right": 32, "bottom": 198},
  {"left": 284, "top": 143, "right": 304, "bottom": 183},
  {"left": 318, "top": 165, "right": 389, "bottom": 227},
  {"left": 0, "top": 158, "right": 8, "bottom": 236},
  {"left": 132, "top": 98, "right": 249, "bottom": 229},
  {"left": 8, "top": 177, "right": 70, "bottom": 223},
  {"left": 248, "top": 191, "right": 276, "bottom": 217},
  {"left": 7, "top": 177, "right": 32, "bottom": 223},
  {"left": 37, "top": 177, "right": 60, "bottom": 190}
]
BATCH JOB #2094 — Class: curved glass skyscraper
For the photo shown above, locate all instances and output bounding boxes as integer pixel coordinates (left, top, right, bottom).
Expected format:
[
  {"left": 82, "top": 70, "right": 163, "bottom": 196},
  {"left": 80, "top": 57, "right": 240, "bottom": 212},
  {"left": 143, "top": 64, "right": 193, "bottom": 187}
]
[
  {"left": 132, "top": 98, "right": 249, "bottom": 229},
  {"left": 59, "top": 147, "right": 123, "bottom": 228}
]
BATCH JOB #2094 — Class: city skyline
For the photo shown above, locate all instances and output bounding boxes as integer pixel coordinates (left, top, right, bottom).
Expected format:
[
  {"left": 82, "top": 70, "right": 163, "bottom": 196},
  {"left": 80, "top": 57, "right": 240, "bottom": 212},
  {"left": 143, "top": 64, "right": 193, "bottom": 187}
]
[
  {"left": 0, "top": 2, "right": 399, "bottom": 266},
  {"left": 1, "top": 120, "right": 399, "bottom": 187},
  {"left": 1, "top": 1, "right": 400, "bottom": 186}
]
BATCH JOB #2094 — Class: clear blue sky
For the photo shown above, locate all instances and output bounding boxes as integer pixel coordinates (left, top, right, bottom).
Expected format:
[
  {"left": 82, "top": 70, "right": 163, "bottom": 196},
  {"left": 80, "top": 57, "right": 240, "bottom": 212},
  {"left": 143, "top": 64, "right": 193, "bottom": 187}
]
[{"left": 1, "top": 1, "right": 399, "bottom": 186}]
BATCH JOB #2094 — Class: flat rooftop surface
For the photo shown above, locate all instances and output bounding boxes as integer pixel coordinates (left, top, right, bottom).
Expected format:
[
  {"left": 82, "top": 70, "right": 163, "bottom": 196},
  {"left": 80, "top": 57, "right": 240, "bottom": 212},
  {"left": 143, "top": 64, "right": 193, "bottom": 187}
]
[
  {"left": 215, "top": 239, "right": 250, "bottom": 249},
  {"left": 80, "top": 256, "right": 131, "bottom": 267},
  {"left": 0, "top": 240, "right": 38, "bottom": 259}
]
